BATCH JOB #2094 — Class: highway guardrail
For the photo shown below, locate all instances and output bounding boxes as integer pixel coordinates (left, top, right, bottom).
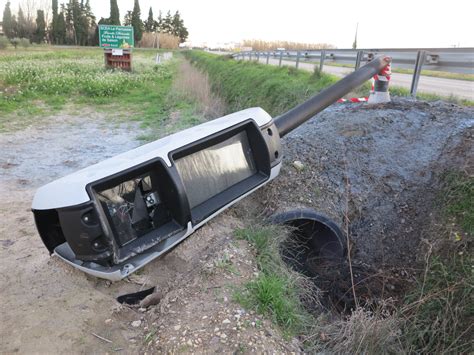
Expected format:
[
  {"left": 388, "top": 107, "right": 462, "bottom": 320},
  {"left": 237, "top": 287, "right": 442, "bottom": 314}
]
[{"left": 232, "top": 47, "right": 474, "bottom": 97}]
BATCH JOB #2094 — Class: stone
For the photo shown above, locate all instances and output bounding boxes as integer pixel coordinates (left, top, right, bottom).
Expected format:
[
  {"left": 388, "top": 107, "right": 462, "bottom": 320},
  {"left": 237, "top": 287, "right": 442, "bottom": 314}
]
[
  {"left": 131, "top": 320, "right": 141, "bottom": 328},
  {"left": 292, "top": 160, "right": 304, "bottom": 171}
]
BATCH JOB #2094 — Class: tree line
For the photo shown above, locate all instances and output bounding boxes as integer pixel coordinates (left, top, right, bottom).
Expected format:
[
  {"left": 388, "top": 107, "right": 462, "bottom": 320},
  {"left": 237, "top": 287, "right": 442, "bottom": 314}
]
[{"left": 1, "top": 0, "right": 189, "bottom": 46}]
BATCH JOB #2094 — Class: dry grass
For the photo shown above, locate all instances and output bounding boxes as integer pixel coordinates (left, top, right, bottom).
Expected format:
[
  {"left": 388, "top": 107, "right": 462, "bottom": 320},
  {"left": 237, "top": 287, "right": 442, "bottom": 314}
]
[
  {"left": 241, "top": 39, "right": 335, "bottom": 51},
  {"left": 399, "top": 241, "right": 473, "bottom": 354},
  {"left": 317, "top": 306, "right": 403, "bottom": 354},
  {"left": 172, "top": 60, "right": 226, "bottom": 119},
  {"left": 139, "top": 33, "right": 180, "bottom": 49}
]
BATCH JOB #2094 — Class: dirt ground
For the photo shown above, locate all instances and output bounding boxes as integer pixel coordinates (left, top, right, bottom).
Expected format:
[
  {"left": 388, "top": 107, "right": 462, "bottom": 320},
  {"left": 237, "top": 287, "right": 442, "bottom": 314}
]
[{"left": 0, "top": 98, "right": 472, "bottom": 353}]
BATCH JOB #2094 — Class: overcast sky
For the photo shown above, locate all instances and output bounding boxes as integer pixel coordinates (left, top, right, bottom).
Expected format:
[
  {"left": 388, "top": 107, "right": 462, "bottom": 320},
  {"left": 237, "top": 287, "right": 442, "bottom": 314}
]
[{"left": 2, "top": 0, "right": 473, "bottom": 48}]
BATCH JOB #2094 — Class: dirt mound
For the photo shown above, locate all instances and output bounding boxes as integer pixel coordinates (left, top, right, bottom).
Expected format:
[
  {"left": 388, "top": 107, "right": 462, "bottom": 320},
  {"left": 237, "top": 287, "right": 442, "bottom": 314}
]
[{"left": 255, "top": 98, "right": 473, "bottom": 307}]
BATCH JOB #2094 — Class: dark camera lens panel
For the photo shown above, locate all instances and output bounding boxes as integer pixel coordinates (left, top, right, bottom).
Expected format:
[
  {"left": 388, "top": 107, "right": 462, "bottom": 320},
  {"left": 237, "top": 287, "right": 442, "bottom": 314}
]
[
  {"left": 97, "top": 173, "right": 170, "bottom": 247},
  {"left": 174, "top": 131, "right": 257, "bottom": 209}
]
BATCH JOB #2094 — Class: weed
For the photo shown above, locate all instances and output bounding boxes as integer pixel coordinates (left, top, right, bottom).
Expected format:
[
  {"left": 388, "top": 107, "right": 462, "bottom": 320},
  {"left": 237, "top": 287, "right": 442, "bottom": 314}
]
[
  {"left": 144, "top": 330, "right": 156, "bottom": 344},
  {"left": 235, "top": 343, "right": 247, "bottom": 353},
  {"left": 395, "top": 171, "right": 474, "bottom": 353},
  {"left": 400, "top": 252, "right": 472, "bottom": 353},
  {"left": 214, "top": 252, "right": 240, "bottom": 275},
  {"left": 441, "top": 172, "right": 474, "bottom": 235},
  {"left": 311, "top": 66, "right": 323, "bottom": 81},
  {"left": 233, "top": 225, "right": 315, "bottom": 337}
]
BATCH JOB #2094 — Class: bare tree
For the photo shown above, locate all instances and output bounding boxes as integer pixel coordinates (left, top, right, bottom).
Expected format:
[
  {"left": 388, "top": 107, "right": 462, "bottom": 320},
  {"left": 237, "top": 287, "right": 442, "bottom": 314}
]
[{"left": 23, "top": 0, "right": 37, "bottom": 23}]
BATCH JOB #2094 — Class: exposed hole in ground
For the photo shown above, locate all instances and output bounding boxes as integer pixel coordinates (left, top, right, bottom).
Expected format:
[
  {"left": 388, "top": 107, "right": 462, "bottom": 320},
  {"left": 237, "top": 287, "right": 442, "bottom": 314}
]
[{"left": 274, "top": 209, "right": 409, "bottom": 314}]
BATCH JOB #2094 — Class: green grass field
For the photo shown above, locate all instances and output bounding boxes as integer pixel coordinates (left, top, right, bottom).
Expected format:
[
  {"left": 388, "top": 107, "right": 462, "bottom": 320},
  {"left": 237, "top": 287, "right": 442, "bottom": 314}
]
[{"left": 0, "top": 47, "right": 202, "bottom": 136}]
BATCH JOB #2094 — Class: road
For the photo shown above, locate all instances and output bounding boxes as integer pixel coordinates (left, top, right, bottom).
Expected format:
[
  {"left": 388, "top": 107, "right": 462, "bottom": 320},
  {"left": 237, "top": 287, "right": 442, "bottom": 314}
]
[{"left": 252, "top": 57, "right": 474, "bottom": 100}]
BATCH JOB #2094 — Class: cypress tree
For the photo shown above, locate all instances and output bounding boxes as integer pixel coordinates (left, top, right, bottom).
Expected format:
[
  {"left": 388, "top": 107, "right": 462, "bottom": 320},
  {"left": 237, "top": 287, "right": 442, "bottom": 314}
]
[
  {"left": 34, "top": 10, "right": 46, "bottom": 44},
  {"left": 131, "top": 0, "right": 143, "bottom": 43},
  {"left": 64, "top": 0, "right": 74, "bottom": 44},
  {"left": 109, "top": 0, "right": 120, "bottom": 25},
  {"left": 84, "top": 0, "right": 96, "bottom": 45},
  {"left": 72, "top": 0, "right": 87, "bottom": 45},
  {"left": 2, "top": 2, "right": 15, "bottom": 38},
  {"left": 57, "top": 10, "right": 66, "bottom": 44},
  {"left": 51, "top": 0, "right": 58, "bottom": 44},
  {"left": 51, "top": 0, "right": 58, "bottom": 43},
  {"left": 17, "top": 6, "right": 27, "bottom": 38},
  {"left": 144, "top": 7, "right": 154, "bottom": 32}
]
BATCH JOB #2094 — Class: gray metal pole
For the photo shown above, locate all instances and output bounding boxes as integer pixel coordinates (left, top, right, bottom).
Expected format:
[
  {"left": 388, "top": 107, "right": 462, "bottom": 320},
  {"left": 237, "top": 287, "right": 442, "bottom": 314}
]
[
  {"left": 319, "top": 50, "right": 326, "bottom": 72},
  {"left": 274, "top": 56, "right": 391, "bottom": 137},
  {"left": 411, "top": 50, "right": 426, "bottom": 97},
  {"left": 296, "top": 51, "right": 300, "bottom": 69},
  {"left": 355, "top": 50, "right": 363, "bottom": 70},
  {"left": 249, "top": 52, "right": 252, "bottom": 61},
  {"left": 256, "top": 52, "right": 260, "bottom": 62},
  {"left": 279, "top": 51, "right": 283, "bottom": 67},
  {"left": 266, "top": 52, "right": 270, "bottom": 65}
]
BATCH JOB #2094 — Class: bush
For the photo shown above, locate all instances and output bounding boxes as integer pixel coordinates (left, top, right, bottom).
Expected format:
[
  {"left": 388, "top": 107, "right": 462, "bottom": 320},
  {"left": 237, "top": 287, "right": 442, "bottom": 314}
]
[
  {"left": 19, "top": 38, "right": 31, "bottom": 48},
  {"left": 0, "top": 36, "right": 9, "bottom": 49},
  {"left": 10, "top": 38, "right": 20, "bottom": 49}
]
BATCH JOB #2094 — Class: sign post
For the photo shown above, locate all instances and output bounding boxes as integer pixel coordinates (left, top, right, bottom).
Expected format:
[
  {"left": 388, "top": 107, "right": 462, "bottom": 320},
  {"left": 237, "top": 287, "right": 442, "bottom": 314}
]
[{"left": 98, "top": 25, "right": 135, "bottom": 71}]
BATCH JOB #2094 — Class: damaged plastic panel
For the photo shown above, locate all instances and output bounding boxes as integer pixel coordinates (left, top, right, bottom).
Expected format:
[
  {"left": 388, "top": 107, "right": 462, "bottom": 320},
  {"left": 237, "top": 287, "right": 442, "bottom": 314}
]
[{"left": 89, "top": 158, "right": 189, "bottom": 265}]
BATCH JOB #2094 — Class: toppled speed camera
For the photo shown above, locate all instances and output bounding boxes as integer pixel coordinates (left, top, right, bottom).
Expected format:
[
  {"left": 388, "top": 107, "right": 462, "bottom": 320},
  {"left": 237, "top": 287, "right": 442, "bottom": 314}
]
[
  {"left": 32, "top": 108, "right": 282, "bottom": 281},
  {"left": 32, "top": 55, "right": 390, "bottom": 281}
]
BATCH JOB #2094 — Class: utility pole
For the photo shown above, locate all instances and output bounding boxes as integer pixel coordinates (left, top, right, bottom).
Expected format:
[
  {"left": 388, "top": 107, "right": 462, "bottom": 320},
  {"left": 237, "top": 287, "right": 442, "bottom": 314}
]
[{"left": 352, "top": 22, "right": 358, "bottom": 49}]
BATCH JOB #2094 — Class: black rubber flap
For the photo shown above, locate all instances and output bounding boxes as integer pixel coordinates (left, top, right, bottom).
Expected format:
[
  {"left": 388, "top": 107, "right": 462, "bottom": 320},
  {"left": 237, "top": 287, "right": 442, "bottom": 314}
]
[{"left": 116, "top": 286, "right": 156, "bottom": 305}]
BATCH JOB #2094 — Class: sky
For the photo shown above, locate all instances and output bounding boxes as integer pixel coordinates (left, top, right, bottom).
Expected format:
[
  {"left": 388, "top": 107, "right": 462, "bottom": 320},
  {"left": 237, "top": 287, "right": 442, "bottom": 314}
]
[{"left": 2, "top": 0, "right": 473, "bottom": 48}]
